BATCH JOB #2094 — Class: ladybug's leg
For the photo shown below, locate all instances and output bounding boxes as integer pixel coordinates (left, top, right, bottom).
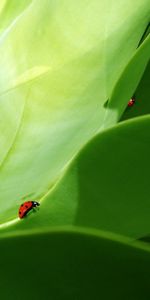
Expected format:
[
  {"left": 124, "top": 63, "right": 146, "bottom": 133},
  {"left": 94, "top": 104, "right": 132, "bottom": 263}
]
[{"left": 32, "top": 206, "right": 40, "bottom": 213}]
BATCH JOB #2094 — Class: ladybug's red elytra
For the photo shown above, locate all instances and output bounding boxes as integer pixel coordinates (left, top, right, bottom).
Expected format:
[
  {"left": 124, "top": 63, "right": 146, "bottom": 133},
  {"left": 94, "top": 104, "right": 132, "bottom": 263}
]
[
  {"left": 18, "top": 201, "right": 40, "bottom": 219},
  {"left": 128, "top": 98, "right": 135, "bottom": 107}
]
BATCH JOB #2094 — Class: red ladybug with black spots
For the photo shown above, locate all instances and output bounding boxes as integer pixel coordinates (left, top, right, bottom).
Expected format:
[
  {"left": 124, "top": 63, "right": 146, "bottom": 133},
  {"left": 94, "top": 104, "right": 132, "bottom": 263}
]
[{"left": 18, "top": 201, "right": 40, "bottom": 219}]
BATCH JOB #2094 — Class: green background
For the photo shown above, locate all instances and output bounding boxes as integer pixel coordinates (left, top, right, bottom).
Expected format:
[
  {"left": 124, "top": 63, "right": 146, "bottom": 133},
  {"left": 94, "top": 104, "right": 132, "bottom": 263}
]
[{"left": 0, "top": 1, "right": 149, "bottom": 299}]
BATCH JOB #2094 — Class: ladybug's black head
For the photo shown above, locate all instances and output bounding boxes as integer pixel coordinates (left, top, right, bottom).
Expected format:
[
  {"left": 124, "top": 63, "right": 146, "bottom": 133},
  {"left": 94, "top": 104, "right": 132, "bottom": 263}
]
[{"left": 32, "top": 201, "right": 40, "bottom": 207}]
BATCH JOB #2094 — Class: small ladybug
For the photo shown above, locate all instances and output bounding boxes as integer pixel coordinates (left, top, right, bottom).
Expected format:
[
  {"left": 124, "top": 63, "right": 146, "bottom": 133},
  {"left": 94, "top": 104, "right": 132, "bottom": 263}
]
[
  {"left": 128, "top": 98, "right": 135, "bottom": 107},
  {"left": 18, "top": 201, "right": 40, "bottom": 219}
]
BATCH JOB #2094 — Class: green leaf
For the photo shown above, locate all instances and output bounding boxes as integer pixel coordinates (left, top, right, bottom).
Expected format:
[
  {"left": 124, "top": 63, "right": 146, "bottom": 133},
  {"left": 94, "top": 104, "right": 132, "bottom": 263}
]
[
  {"left": 121, "top": 60, "right": 150, "bottom": 121},
  {"left": 0, "top": 0, "right": 32, "bottom": 35},
  {"left": 104, "top": 34, "right": 150, "bottom": 127},
  {"left": 0, "top": 0, "right": 149, "bottom": 224},
  {"left": 4, "top": 115, "right": 150, "bottom": 238},
  {"left": 0, "top": 228, "right": 150, "bottom": 300}
]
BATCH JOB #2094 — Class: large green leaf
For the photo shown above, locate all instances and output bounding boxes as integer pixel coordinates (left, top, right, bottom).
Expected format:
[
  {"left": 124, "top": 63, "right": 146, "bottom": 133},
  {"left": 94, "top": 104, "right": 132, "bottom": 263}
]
[
  {"left": 104, "top": 34, "right": 150, "bottom": 127},
  {"left": 4, "top": 115, "right": 150, "bottom": 238},
  {"left": 121, "top": 59, "right": 150, "bottom": 121},
  {"left": 0, "top": 3, "right": 150, "bottom": 300},
  {"left": 0, "top": 228, "right": 150, "bottom": 300},
  {"left": 0, "top": 0, "right": 149, "bottom": 224}
]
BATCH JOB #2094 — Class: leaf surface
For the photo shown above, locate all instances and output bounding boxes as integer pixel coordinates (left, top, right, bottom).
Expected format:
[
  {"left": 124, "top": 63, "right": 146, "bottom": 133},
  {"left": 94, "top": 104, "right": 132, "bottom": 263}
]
[
  {"left": 0, "top": 0, "right": 150, "bottom": 224},
  {"left": 3, "top": 115, "right": 150, "bottom": 239},
  {"left": 0, "top": 229, "right": 150, "bottom": 300}
]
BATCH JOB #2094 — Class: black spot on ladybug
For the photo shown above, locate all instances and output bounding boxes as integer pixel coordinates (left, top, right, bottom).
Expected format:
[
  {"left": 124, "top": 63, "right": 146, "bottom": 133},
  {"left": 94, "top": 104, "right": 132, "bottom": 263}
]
[{"left": 25, "top": 205, "right": 28, "bottom": 208}]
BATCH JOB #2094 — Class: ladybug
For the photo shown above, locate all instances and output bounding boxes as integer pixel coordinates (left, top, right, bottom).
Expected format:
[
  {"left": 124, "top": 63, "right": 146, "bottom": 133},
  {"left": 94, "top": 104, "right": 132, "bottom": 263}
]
[
  {"left": 18, "top": 201, "right": 40, "bottom": 219},
  {"left": 128, "top": 98, "right": 135, "bottom": 107}
]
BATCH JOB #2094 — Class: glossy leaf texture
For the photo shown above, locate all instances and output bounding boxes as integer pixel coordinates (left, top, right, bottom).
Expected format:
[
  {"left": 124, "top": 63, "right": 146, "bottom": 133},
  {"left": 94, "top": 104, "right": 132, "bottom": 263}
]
[
  {"left": 0, "top": 1, "right": 32, "bottom": 33},
  {"left": 121, "top": 60, "right": 150, "bottom": 121},
  {"left": 0, "top": 2, "right": 150, "bottom": 299},
  {"left": 0, "top": 0, "right": 149, "bottom": 223},
  {"left": 3, "top": 115, "right": 150, "bottom": 239}
]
